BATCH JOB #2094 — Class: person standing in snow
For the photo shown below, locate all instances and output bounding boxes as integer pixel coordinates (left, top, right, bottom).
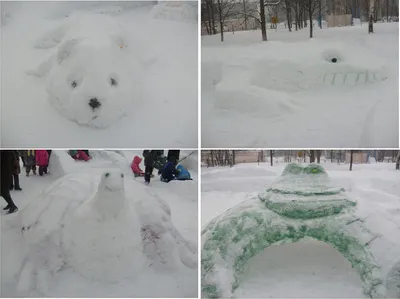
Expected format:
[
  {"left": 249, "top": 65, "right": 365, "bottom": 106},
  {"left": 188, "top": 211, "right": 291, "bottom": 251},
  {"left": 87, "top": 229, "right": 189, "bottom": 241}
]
[
  {"left": 21, "top": 150, "right": 37, "bottom": 176},
  {"left": 1, "top": 150, "right": 19, "bottom": 214},
  {"left": 36, "top": 150, "right": 49, "bottom": 176},
  {"left": 9, "top": 150, "right": 22, "bottom": 191},
  {"left": 131, "top": 156, "right": 145, "bottom": 177},
  {"left": 143, "top": 150, "right": 159, "bottom": 184}
]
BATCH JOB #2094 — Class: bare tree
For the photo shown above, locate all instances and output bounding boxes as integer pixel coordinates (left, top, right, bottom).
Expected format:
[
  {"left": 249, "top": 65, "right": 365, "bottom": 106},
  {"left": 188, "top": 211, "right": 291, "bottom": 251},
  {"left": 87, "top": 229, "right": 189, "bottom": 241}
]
[
  {"left": 270, "top": 150, "right": 274, "bottom": 166},
  {"left": 316, "top": 150, "right": 321, "bottom": 163},
  {"left": 396, "top": 152, "right": 400, "bottom": 170},
  {"left": 215, "top": 0, "right": 238, "bottom": 41},
  {"left": 304, "top": 0, "right": 321, "bottom": 37},
  {"left": 349, "top": 150, "right": 354, "bottom": 171},
  {"left": 310, "top": 150, "right": 316, "bottom": 163}
]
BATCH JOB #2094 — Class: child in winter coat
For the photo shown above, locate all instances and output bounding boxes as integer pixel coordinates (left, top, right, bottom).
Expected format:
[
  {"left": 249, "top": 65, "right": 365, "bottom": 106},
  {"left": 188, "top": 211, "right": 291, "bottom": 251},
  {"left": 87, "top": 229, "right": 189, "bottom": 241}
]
[
  {"left": 176, "top": 165, "right": 192, "bottom": 181},
  {"left": 131, "top": 156, "right": 145, "bottom": 177},
  {"left": 36, "top": 150, "right": 49, "bottom": 176},
  {"left": 159, "top": 161, "right": 179, "bottom": 183},
  {"left": 22, "top": 150, "right": 37, "bottom": 176},
  {"left": 69, "top": 150, "right": 90, "bottom": 161}
]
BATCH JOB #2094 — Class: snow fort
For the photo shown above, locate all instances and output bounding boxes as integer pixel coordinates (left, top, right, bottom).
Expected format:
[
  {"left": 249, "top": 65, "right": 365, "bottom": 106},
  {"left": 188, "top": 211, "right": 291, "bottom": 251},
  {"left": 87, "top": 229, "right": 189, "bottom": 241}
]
[{"left": 201, "top": 163, "right": 386, "bottom": 299}]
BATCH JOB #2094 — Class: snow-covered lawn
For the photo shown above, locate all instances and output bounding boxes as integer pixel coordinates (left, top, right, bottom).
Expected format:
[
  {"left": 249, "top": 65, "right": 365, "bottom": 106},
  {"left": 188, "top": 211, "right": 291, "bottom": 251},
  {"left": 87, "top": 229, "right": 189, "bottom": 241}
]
[
  {"left": 201, "top": 161, "right": 400, "bottom": 298},
  {"left": 1, "top": 2, "right": 198, "bottom": 148},
  {"left": 202, "top": 23, "right": 399, "bottom": 148},
  {"left": 1, "top": 150, "right": 198, "bottom": 297}
]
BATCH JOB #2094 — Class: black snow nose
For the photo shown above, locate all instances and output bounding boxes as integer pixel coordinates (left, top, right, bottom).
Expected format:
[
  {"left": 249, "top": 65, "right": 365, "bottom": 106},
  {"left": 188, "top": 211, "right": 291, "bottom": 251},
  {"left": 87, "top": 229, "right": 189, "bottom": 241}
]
[{"left": 89, "top": 98, "right": 101, "bottom": 110}]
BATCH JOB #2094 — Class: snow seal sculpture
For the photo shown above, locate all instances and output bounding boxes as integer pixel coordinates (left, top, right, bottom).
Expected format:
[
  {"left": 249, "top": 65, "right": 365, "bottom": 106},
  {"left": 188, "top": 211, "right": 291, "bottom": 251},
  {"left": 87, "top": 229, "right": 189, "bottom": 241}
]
[
  {"left": 16, "top": 169, "right": 196, "bottom": 296},
  {"left": 26, "top": 13, "right": 143, "bottom": 128},
  {"left": 201, "top": 163, "right": 386, "bottom": 299}
]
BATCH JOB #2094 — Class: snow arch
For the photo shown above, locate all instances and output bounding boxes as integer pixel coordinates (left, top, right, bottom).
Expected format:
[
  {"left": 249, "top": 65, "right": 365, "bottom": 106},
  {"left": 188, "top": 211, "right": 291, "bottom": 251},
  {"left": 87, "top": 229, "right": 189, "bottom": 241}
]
[{"left": 202, "top": 202, "right": 385, "bottom": 299}]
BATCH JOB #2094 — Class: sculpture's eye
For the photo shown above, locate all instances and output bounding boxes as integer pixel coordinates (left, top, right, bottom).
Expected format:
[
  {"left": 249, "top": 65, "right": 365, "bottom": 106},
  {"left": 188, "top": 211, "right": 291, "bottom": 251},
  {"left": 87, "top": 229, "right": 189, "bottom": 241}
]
[
  {"left": 121, "top": 173, "right": 124, "bottom": 178},
  {"left": 71, "top": 80, "right": 78, "bottom": 88},
  {"left": 110, "top": 78, "right": 117, "bottom": 86},
  {"left": 105, "top": 172, "right": 110, "bottom": 177}
]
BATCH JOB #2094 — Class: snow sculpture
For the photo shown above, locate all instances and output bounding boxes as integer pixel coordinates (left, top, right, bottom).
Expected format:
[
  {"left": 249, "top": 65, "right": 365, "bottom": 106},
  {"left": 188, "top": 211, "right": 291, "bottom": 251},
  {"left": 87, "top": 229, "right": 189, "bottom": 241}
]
[
  {"left": 26, "top": 13, "right": 142, "bottom": 128},
  {"left": 17, "top": 169, "right": 196, "bottom": 296},
  {"left": 202, "top": 163, "right": 386, "bottom": 299}
]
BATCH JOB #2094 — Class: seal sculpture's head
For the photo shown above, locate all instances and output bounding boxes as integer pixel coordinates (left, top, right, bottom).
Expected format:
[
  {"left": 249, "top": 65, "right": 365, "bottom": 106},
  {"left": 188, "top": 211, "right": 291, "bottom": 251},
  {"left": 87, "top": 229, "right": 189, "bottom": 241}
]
[{"left": 46, "top": 36, "right": 141, "bottom": 128}]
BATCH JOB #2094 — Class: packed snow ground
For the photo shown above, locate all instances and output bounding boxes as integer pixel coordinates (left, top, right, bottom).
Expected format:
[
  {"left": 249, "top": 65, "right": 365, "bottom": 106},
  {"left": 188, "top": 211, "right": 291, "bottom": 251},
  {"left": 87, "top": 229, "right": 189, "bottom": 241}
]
[
  {"left": 201, "top": 161, "right": 400, "bottom": 298},
  {"left": 1, "top": 2, "right": 198, "bottom": 148},
  {"left": 202, "top": 23, "right": 399, "bottom": 148},
  {"left": 1, "top": 150, "right": 198, "bottom": 297}
]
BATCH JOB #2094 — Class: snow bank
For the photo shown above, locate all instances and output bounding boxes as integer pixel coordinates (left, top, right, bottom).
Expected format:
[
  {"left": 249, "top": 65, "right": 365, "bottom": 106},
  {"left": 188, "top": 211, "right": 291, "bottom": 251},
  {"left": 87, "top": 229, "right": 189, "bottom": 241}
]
[{"left": 150, "top": 1, "right": 197, "bottom": 23}]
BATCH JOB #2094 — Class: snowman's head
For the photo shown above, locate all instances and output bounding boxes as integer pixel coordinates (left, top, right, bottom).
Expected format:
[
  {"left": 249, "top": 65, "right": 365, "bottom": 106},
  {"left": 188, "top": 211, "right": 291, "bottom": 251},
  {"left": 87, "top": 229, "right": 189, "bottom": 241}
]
[
  {"left": 94, "top": 170, "right": 126, "bottom": 216},
  {"left": 99, "top": 170, "right": 125, "bottom": 192}
]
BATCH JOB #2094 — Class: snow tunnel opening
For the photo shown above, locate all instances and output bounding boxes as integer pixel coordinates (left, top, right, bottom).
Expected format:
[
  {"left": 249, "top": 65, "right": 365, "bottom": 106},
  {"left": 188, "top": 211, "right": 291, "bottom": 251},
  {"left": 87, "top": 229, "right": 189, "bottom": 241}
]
[{"left": 234, "top": 238, "right": 364, "bottom": 298}]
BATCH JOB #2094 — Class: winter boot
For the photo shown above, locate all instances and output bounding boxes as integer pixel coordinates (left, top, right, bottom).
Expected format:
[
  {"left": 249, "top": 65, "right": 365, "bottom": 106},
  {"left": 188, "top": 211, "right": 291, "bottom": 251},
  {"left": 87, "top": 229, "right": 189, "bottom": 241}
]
[
  {"left": 3, "top": 205, "right": 11, "bottom": 210},
  {"left": 7, "top": 206, "right": 18, "bottom": 214}
]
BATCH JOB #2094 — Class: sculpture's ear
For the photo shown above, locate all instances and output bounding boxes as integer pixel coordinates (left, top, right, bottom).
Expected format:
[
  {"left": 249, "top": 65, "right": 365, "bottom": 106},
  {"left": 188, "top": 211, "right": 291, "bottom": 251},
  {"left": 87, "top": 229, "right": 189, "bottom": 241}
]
[
  {"left": 34, "top": 25, "right": 67, "bottom": 50},
  {"left": 111, "top": 35, "right": 128, "bottom": 50},
  {"left": 57, "top": 38, "right": 81, "bottom": 64}
]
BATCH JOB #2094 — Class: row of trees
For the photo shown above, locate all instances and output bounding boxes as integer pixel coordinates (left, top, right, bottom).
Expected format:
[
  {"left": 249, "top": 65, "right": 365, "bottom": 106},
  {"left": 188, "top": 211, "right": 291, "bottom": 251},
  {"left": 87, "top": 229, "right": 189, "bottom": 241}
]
[
  {"left": 202, "top": 0, "right": 398, "bottom": 41},
  {"left": 202, "top": 150, "right": 400, "bottom": 170}
]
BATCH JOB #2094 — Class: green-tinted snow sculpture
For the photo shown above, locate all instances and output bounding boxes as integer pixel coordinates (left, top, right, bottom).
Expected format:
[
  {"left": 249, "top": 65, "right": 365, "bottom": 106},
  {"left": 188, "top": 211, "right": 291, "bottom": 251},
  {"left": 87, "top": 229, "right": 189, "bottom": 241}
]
[
  {"left": 258, "top": 163, "right": 356, "bottom": 219},
  {"left": 201, "top": 163, "right": 385, "bottom": 299}
]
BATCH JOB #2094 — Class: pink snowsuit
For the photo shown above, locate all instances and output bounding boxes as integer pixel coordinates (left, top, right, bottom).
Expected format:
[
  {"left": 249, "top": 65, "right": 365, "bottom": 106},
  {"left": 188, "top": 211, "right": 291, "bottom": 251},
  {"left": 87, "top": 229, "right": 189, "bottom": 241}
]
[
  {"left": 35, "top": 150, "right": 49, "bottom": 167},
  {"left": 131, "top": 156, "right": 144, "bottom": 176},
  {"left": 76, "top": 150, "right": 90, "bottom": 161}
]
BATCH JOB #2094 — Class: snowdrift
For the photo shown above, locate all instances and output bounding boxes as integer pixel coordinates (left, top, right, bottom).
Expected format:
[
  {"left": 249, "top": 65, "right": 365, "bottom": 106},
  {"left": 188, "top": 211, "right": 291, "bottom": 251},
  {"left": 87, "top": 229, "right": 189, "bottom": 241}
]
[
  {"left": 150, "top": 1, "right": 197, "bottom": 23},
  {"left": 16, "top": 169, "right": 197, "bottom": 297},
  {"left": 201, "top": 163, "right": 389, "bottom": 298}
]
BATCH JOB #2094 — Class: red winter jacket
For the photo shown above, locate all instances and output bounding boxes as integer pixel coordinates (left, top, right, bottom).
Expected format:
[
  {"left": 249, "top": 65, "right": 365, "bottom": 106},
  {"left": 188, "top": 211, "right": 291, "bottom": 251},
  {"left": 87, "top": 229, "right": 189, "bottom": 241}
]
[{"left": 131, "top": 156, "right": 144, "bottom": 175}]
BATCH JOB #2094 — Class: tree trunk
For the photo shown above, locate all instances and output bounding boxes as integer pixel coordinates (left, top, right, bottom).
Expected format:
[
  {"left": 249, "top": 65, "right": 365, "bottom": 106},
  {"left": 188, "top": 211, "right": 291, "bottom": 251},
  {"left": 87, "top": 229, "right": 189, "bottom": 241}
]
[
  {"left": 260, "top": 0, "right": 268, "bottom": 41},
  {"left": 309, "top": 0, "right": 313, "bottom": 37},
  {"left": 270, "top": 150, "right": 273, "bottom": 166},
  {"left": 219, "top": 20, "right": 224, "bottom": 41},
  {"left": 210, "top": 0, "right": 216, "bottom": 34},
  {"left": 206, "top": 0, "right": 213, "bottom": 34},
  {"left": 295, "top": 1, "right": 299, "bottom": 30},
  {"left": 396, "top": 152, "right": 400, "bottom": 170},
  {"left": 330, "top": 150, "right": 333, "bottom": 163},
  {"left": 350, "top": 150, "right": 354, "bottom": 171},
  {"left": 243, "top": 0, "right": 248, "bottom": 30},
  {"left": 310, "top": 150, "right": 316, "bottom": 163},
  {"left": 316, "top": 150, "right": 321, "bottom": 163},
  {"left": 285, "top": 0, "right": 292, "bottom": 31},
  {"left": 232, "top": 150, "right": 236, "bottom": 165}
]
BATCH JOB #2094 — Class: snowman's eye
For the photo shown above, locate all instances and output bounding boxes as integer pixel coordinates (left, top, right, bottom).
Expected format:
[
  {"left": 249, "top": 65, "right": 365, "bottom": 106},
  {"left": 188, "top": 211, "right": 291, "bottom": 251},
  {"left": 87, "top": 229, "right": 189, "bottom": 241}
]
[
  {"left": 121, "top": 173, "right": 124, "bottom": 178},
  {"left": 105, "top": 172, "right": 110, "bottom": 177},
  {"left": 110, "top": 78, "right": 117, "bottom": 86},
  {"left": 71, "top": 80, "right": 78, "bottom": 88}
]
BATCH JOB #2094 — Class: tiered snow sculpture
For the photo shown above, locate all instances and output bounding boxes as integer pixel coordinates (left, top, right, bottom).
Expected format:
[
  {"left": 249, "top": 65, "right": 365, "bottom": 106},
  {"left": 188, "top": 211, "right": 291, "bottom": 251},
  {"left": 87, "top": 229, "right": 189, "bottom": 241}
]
[{"left": 202, "top": 163, "right": 386, "bottom": 299}]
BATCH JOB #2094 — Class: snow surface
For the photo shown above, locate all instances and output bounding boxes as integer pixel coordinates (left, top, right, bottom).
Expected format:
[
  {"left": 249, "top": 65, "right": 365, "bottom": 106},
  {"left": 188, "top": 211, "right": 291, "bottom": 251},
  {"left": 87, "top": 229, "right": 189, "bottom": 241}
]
[
  {"left": 201, "top": 161, "right": 400, "bottom": 298},
  {"left": 1, "top": 2, "right": 198, "bottom": 147},
  {"left": 1, "top": 150, "right": 198, "bottom": 297},
  {"left": 202, "top": 24, "right": 399, "bottom": 148}
]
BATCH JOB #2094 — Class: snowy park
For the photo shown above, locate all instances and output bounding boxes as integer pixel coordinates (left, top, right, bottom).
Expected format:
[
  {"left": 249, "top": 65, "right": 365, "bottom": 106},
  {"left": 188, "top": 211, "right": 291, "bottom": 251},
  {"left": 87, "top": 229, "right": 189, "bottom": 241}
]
[
  {"left": 201, "top": 150, "right": 400, "bottom": 298},
  {"left": 0, "top": 150, "right": 198, "bottom": 297},
  {"left": 202, "top": 21, "right": 399, "bottom": 148},
  {"left": 0, "top": 1, "right": 198, "bottom": 148}
]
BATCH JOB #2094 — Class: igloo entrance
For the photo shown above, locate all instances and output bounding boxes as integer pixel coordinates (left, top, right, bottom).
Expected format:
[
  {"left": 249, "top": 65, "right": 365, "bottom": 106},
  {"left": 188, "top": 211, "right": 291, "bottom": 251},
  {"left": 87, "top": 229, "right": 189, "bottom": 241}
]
[{"left": 235, "top": 238, "right": 364, "bottom": 298}]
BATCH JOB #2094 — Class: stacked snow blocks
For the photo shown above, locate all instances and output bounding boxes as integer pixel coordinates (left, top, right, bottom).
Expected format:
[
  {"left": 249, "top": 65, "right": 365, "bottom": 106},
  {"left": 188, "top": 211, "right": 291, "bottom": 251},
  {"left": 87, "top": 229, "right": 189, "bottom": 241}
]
[{"left": 201, "top": 164, "right": 385, "bottom": 299}]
